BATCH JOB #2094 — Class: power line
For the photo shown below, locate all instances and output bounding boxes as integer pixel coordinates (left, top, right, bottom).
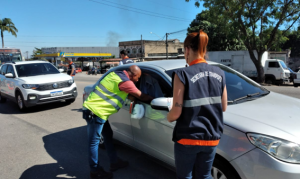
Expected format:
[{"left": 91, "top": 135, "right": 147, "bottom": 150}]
[
  {"left": 144, "top": 0, "right": 194, "bottom": 15},
  {"left": 89, "top": 0, "right": 191, "bottom": 22},
  {"left": 97, "top": 0, "right": 191, "bottom": 21}
]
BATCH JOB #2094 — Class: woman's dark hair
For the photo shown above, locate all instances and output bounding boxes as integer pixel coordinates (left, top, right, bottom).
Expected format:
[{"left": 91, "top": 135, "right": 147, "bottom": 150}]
[
  {"left": 184, "top": 30, "right": 209, "bottom": 59},
  {"left": 120, "top": 50, "right": 128, "bottom": 56}
]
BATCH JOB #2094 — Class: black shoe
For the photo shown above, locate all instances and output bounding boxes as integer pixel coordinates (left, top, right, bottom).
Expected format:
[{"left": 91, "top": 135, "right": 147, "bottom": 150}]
[
  {"left": 110, "top": 158, "right": 129, "bottom": 172},
  {"left": 90, "top": 167, "right": 113, "bottom": 179}
]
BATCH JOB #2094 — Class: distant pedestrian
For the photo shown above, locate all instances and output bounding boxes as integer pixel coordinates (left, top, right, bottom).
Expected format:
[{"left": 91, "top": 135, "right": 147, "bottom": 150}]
[
  {"left": 167, "top": 30, "right": 228, "bottom": 179},
  {"left": 119, "top": 50, "right": 134, "bottom": 66},
  {"left": 60, "top": 58, "right": 76, "bottom": 79}
]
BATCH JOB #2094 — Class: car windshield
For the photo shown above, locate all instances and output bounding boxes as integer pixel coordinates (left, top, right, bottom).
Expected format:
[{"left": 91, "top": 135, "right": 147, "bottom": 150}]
[
  {"left": 279, "top": 61, "right": 288, "bottom": 69},
  {"left": 165, "top": 64, "right": 269, "bottom": 103},
  {"left": 15, "top": 63, "right": 60, "bottom": 77}
]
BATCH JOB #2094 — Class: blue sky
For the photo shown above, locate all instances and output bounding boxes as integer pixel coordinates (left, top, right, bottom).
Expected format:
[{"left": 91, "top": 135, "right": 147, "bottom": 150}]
[{"left": 1, "top": 0, "right": 204, "bottom": 57}]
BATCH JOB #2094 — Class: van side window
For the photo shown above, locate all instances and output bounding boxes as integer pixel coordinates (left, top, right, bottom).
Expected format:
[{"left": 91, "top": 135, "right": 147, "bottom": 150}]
[
  {"left": 0, "top": 65, "right": 7, "bottom": 75},
  {"left": 268, "top": 62, "right": 280, "bottom": 68}
]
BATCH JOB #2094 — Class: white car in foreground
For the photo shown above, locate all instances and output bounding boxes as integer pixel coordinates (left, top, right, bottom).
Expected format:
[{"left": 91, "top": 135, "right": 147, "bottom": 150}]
[{"left": 0, "top": 61, "right": 77, "bottom": 111}]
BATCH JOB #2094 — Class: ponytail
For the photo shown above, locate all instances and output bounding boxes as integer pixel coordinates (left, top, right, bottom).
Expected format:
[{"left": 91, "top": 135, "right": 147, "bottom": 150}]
[{"left": 184, "top": 30, "right": 209, "bottom": 59}]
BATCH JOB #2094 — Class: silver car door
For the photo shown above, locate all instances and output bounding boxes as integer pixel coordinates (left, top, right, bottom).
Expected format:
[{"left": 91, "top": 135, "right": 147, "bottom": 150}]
[{"left": 130, "top": 69, "right": 175, "bottom": 166}]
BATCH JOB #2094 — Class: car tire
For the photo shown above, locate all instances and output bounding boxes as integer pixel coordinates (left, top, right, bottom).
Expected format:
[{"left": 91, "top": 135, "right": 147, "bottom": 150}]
[
  {"left": 0, "top": 92, "right": 7, "bottom": 103},
  {"left": 294, "top": 84, "right": 299, "bottom": 87},
  {"left": 16, "top": 92, "right": 27, "bottom": 112},
  {"left": 66, "top": 98, "right": 76, "bottom": 104},
  {"left": 210, "top": 157, "right": 240, "bottom": 179}
]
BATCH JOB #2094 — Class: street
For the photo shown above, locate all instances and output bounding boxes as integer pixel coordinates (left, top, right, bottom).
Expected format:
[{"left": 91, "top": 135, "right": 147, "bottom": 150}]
[
  {"left": 0, "top": 73, "right": 175, "bottom": 179},
  {"left": 0, "top": 73, "right": 299, "bottom": 179}
]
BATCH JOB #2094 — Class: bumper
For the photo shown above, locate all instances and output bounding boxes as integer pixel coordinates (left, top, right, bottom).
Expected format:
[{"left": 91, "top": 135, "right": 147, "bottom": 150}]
[
  {"left": 231, "top": 148, "right": 300, "bottom": 179},
  {"left": 24, "top": 87, "right": 78, "bottom": 107}
]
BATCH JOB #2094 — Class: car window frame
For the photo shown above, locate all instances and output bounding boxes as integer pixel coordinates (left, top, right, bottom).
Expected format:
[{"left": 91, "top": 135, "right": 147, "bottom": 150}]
[
  {"left": 0, "top": 65, "right": 7, "bottom": 75},
  {"left": 6, "top": 65, "right": 15, "bottom": 77}
]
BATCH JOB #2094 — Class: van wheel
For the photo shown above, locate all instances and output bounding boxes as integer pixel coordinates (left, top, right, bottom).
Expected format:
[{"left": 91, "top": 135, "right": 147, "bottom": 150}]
[
  {"left": 265, "top": 79, "right": 273, "bottom": 85},
  {"left": 0, "top": 92, "right": 7, "bottom": 103},
  {"left": 294, "top": 84, "right": 299, "bottom": 88},
  {"left": 211, "top": 157, "right": 240, "bottom": 179},
  {"left": 16, "top": 92, "right": 27, "bottom": 112}
]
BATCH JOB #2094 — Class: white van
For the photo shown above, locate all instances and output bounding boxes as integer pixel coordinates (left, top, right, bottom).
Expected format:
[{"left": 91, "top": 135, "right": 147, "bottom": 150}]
[{"left": 208, "top": 51, "right": 290, "bottom": 84}]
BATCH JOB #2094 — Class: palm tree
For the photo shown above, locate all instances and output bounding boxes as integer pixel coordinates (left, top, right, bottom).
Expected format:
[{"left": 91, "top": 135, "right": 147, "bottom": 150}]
[{"left": 0, "top": 18, "right": 18, "bottom": 48}]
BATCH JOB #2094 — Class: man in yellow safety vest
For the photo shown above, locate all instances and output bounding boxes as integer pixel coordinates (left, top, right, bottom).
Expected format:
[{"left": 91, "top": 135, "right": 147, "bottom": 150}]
[{"left": 83, "top": 65, "right": 153, "bottom": 179}]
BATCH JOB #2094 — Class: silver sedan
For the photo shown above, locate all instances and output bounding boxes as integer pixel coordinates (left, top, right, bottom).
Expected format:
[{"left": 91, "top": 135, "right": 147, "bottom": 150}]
[{"left": 83, "top": 60, "right": 300, "bottom": 179}]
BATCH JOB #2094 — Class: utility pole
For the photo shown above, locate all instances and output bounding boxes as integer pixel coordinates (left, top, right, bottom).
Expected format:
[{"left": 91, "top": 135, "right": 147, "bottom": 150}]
[
  {"left": 165, "top": 29, "right": 186, "bottom": 60},
  {"left": 141, "top": 34, "right": 143, "bottom": 61},
  {"left": 25, "top": 51, "right": 28, "bottom": 60},
  {"left": 166, "top": 33, "right": 169, "bottom": 59}
]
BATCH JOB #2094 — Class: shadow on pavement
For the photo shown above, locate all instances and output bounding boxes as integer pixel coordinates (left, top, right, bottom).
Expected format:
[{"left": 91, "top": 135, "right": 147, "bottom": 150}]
[
  {"left": 0, "top": 100, "right": 72, "bottom": 115},
  {"left": 20, "top": 126, "right": 89, "bottom": 179},
  {"left": 71, "top": 108, "right": 83, "bottom": 112},
  {"left": 19, "top": 125, "right": 176, "bottom": 179}
]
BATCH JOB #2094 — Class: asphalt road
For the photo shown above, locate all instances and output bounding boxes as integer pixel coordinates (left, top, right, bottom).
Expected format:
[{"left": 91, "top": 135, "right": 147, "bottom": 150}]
[
  {"left": 264, "top": 84, "right": 300, "bottom": 99},
  {"left": 0, "top": 73, "right": 175, "bottom": 179},
  {"left": 1, "top": 73, "right": 300, "bottom": 179}
]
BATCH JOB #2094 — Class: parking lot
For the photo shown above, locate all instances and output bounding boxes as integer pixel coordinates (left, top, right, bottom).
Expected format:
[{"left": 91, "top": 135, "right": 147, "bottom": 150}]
[{"left": 0, "top": 72, "right": 299, "bottom": 179}]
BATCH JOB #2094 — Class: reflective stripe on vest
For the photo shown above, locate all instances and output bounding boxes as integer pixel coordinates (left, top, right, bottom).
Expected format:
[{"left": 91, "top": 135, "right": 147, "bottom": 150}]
[
  {"left": 183, "top": 96, "right": 221, "bottom": 107},
  {"left": 92, "top": 88, "right": 120, "bottom": 111},
  {"left": 97, "top": 83, "right": 125, "bottom": 104}
]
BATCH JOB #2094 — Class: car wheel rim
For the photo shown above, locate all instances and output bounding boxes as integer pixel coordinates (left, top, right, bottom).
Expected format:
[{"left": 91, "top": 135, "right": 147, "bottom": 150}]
[
  {"left": 18, "top": 95, "right": 23, "bottom": 109},
  {"left": 211, "top": 167, "right": 227, "bottom": 179}
]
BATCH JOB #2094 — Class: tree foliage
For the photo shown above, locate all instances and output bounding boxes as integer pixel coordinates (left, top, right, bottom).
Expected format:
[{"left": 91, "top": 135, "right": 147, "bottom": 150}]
[
  {"left": 188, "top": 10, "right": 246, "bottom": 51},
  {"left": 0, "top": 18, "right": 18, "bottom": 48},
  {"left": 185, "top": 0, "right": 300, "bottom": 83},
  {"left": 278, "top": 29, "right": 300, "bottom": 57}
]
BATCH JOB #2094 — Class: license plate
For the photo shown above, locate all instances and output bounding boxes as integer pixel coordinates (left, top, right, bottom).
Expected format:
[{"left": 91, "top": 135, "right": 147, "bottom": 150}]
[{"left": 50, "top": 91, "right": 63, "bottom": 97}]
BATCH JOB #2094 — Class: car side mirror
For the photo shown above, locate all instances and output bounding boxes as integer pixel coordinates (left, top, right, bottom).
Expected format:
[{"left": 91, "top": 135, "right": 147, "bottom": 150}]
[
  {"left": 151, "top": 97, "right": 173, "bottom": 111},
  {"left": 5, "top": 73, "right": 14, "bottom": 78}
]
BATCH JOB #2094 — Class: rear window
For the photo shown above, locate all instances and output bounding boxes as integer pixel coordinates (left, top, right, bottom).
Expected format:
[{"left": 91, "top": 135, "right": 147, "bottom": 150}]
[{"left": 15, "top": 63, "right": 59, "bottom": 77}]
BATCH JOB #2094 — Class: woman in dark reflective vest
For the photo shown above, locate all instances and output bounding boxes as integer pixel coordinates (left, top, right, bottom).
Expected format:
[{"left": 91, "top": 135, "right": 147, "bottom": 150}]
[{"left": 167, "top": 30, "right": 228, "bottom": 179}]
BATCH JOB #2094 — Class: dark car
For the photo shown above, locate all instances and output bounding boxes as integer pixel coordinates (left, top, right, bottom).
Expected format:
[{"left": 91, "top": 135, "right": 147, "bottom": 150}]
[{"left": 288, "top": 68, "right": 297, "bottom": 83}]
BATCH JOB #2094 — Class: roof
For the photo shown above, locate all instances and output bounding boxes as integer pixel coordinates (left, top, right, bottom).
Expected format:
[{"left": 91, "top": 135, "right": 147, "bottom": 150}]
[
  {"left": 131, "top": 59, "right": 218, "bottom": 71},
  {"left": 5, "top": 60, "right": 49, "bottom": 65}
]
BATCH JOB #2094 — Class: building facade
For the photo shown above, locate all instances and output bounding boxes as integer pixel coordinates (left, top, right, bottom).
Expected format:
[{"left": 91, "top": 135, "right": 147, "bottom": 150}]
[
  {"left": 35, "top": 47, "right": 119, "bottom": 66},
  {"left": 119, "top": 39, "right": 184, "bottom": 60}
]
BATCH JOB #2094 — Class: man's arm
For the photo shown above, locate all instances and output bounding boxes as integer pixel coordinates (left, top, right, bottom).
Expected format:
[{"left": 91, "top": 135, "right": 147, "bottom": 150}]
[
  {"left": 59, "top": 64, "right": 68, "bottom": 67},
  {"left": 118, "top": 61, "right": 123, "bottom": 66},
  {"left": 129, "top": 90, "right": 153, "bottom": 103},
  {"left": 119, "top": 81, "right": 153, "bottom": 103}
]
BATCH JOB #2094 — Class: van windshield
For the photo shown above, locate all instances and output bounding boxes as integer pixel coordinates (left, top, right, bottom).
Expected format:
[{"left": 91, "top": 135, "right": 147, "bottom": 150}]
[{"left": 279, "top": 61, "right": 288, "bottom": 69}]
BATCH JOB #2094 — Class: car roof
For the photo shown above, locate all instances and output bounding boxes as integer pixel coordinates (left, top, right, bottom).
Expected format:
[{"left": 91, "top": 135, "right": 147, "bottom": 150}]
[
  {"left": 133, "top": 59, "right": 219, "bottom": 71},
  {"left": 5, "top": 60, "right": 50, "bottom": 65}
]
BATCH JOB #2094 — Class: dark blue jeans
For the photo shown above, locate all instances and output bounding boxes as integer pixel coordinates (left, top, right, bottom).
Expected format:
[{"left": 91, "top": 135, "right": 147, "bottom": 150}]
[
  {"left": 86, "top": 116, "right": 118, "bottom": 172},
  {"left": 174, "top": 142, "right": 217, "bottom": 179}
]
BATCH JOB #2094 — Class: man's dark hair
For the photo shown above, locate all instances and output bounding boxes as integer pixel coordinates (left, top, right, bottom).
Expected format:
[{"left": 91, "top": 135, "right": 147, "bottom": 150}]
[{"left": 120, "top": 50, "right": 128, "bottom": 56}]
